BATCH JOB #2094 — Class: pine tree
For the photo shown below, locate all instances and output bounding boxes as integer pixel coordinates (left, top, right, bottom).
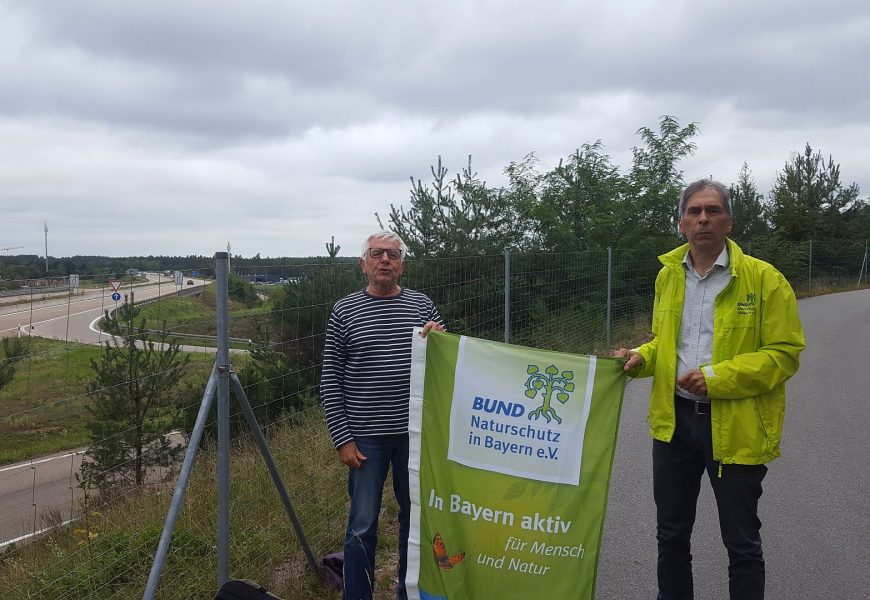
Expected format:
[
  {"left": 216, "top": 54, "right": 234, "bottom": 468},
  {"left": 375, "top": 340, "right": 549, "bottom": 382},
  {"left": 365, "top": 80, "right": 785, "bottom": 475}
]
[
  {"left": 769, "top": 143, "right": 860, "bottom": 241},
  {"left": 0, "top": 337, "right": 29, "bottom": 391},
  {"left": 378, "top": 155, "right": 528, "bottom": 257},
  {"left": 81, "top": 300, "right": 190, "bottom": 498},
  {"left": 729, "top": 162, "right": 770, "bottom": 241}
]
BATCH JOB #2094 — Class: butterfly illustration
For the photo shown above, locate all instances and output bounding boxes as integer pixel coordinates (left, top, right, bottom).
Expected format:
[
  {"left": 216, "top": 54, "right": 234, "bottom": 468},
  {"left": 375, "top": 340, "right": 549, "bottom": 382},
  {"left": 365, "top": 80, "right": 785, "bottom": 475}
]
[{"left": 432, "top": 533, "right": 465, "bottom": 570}]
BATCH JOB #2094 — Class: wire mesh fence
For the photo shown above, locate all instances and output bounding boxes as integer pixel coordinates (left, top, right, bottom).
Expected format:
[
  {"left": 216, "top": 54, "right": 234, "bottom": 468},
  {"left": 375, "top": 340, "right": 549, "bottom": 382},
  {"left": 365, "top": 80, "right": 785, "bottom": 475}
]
[{"left": 0, "top": 239, "right": 867, "bottom": 598}]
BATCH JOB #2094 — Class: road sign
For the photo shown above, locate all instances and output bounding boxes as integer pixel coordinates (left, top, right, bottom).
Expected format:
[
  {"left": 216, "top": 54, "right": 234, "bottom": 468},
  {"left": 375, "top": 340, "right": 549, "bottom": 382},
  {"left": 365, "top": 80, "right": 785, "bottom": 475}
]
[
  {"left": 112, "top": 292, "right": 121, "bottom": 302},
  {"left": 109, "top": 280, "right": 122, "bottom": 292},
  {"left": 174, "top": 271, "right": 183, "bottom": 286}
]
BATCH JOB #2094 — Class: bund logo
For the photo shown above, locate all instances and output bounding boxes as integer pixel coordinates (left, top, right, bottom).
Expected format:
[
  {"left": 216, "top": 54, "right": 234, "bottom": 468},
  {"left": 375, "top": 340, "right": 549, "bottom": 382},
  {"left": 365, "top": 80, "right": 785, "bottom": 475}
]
[
  {"left": 737, "top": 291, "right": 757, "bottom": 316},
  {"left": 524, "top": 364, "right": 575, "bottom": 424}
]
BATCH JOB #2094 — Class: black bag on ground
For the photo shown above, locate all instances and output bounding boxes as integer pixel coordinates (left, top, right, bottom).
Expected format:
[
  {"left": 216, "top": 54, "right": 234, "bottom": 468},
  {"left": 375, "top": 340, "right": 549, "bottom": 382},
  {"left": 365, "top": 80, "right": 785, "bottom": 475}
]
[
  {"left": 318, "top": 551, "right": 344, "bottom": 590},
  {"left": 214, "top": 579, "right": 283, "bottom": 600}
]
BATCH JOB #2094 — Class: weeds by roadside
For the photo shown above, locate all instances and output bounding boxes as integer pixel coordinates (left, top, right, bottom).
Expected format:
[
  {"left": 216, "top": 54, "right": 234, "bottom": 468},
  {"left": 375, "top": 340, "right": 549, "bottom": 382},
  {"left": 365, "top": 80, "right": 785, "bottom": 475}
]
[{"left": 0, "top": 408, "right": 409, "bottom": 599}]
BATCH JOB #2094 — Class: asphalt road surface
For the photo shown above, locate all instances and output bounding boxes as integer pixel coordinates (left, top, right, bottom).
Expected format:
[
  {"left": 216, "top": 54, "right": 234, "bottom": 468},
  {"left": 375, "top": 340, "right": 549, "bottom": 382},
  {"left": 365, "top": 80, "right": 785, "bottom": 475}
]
[
  {"left": 0, "top": 276, "right": 204, "bottom": 344},
  {"left": 0, "top": 276, "right": 207, "bottom": 547},
  {"left": 597, "top": 288, "right": 870, "bottom": 599},
  {"left": 0, "top": 450, "right": 84, "bottom": 549}
]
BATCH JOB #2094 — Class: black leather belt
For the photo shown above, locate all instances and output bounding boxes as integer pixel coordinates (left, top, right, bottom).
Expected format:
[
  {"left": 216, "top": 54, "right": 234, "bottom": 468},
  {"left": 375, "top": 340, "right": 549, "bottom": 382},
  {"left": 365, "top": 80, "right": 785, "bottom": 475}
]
[{"left": 675, "top": 394, "right": 711, "bottom": 415}]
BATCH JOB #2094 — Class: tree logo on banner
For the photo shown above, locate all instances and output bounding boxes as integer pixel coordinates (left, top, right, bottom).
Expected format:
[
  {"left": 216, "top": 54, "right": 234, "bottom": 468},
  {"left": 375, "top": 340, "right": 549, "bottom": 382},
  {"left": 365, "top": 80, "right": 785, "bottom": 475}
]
[{"left": 524, "top": 364, "right": 575, "bottom": 424}]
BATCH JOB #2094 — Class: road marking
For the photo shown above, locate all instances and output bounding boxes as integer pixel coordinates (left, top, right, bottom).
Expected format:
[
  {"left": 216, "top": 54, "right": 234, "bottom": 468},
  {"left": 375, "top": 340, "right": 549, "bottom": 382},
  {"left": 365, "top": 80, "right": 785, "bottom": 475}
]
[
  {"left": 28, "top": 305, "right": 105, "bottom": 326},
  {"left": 0, "top": 519, "right": 76, "bottom": 549},
  {"left": 0, "top": 451, "right": 85, "bottom": 474}
]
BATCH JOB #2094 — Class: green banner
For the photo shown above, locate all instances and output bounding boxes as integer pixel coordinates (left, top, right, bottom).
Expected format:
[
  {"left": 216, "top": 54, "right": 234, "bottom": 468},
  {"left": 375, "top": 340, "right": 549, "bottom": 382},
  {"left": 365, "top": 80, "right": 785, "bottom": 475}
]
[{"left": 407, "top": 331, "right": 626, "bottom": 600}]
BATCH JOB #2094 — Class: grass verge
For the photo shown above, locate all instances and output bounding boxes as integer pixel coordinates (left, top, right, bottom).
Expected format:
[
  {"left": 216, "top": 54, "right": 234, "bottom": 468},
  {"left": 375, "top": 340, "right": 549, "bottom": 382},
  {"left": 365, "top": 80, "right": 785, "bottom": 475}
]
[
  {"left": 0, "top": 338, "right": 215, "bottom": 465},
  {"left": 0, "top": 409, "right": 405, "bottom": 600}
]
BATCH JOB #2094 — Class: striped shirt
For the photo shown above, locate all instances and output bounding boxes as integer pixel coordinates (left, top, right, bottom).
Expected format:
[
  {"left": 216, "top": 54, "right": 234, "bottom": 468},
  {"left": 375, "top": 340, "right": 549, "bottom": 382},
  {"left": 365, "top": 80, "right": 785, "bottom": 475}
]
[{"left": 321, "top": 288, "right": 444, "bottom": 448}]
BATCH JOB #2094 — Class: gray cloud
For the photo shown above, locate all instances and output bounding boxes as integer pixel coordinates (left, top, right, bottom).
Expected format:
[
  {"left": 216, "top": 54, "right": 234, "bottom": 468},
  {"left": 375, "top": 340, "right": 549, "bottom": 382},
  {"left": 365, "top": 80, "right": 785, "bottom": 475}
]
[{"left": 0, "top": 0, "right": 868, "bottom": 257}]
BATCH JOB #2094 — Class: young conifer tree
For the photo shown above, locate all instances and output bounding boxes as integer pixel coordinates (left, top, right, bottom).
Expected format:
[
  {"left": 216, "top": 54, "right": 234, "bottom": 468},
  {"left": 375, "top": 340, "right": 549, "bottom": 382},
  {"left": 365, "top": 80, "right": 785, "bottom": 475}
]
[{"left": 81, "top": 297, "right": 190, "bottom": 498}]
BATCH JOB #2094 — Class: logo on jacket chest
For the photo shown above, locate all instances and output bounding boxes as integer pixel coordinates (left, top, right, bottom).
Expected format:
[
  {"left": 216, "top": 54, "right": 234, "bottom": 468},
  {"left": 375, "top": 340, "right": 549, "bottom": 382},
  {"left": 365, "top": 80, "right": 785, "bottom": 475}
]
[{"left": 736, "top": 292, "right": 756, "bottom": 316}]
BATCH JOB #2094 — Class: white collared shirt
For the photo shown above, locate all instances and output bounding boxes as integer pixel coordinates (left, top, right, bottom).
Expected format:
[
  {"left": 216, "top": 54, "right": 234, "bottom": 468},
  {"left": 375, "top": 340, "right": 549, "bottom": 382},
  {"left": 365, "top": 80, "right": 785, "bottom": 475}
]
[{"left": 676, "top": 246, "right": 731, "bottom": 401}]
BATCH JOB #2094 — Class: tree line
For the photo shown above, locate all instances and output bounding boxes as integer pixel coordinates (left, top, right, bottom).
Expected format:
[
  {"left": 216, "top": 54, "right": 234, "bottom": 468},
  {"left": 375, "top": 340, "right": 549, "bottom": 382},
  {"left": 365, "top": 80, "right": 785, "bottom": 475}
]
[
  {"left": 0, "top": 253, "right": 345, "bottom": 283},
  {"left": 378, "top": 115, "right": 869, "bottom": 258}
]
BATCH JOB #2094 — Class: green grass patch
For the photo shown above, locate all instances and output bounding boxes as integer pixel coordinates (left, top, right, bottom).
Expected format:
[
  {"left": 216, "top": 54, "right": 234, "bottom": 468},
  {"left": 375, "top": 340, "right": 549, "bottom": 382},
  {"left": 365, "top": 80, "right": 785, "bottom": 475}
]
[
  {"left": 0, "top": 339, "right": 102, "bottom": 464},
  {"left": 794, "top": 278, "right": 869, "bottom": 299},
  {"left": 0, "top": 338, "right": 214, "bottom": 465},
  {"left": 124, "top": 292, "right": 273, "bottom": 346},
  {"left": 133, "top": 295, "right": 214, "bottom": 330}
]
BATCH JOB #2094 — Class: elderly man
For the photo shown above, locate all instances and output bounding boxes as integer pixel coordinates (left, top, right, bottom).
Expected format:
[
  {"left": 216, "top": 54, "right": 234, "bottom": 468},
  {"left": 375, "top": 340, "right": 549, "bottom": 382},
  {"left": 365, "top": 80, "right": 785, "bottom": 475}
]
[
  {"left": 615, "top": 180, "right": 805, "bottom": 600},
  {"left": 321, "top": 231, "right": 445, "bottom": 600}
]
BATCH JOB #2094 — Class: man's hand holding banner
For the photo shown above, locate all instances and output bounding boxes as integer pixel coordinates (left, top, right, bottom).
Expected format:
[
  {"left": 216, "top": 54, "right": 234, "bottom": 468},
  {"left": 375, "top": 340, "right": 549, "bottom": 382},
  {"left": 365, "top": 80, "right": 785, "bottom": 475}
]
[{"left": 407, "top": 331, "right": 627, "bottom": 600}]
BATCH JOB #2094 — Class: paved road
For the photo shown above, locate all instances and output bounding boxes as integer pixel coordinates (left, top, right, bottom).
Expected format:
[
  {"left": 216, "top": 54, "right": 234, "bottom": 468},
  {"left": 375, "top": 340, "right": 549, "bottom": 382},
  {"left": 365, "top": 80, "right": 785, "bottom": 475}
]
[
  {"left": 597, "top": 288, "right": 870, "bottom": 599},
  {"left": 0, "top": 276, "right": 209, "bottom": 547},
  {"left": 0, "top": 434, "right": 186, "bottom": 548},
  {"left": 0, "top": 276, "right": 204, "bottom": 344},
  {"left": 0, "top": 450, "right": 85, "bottom": 549}
]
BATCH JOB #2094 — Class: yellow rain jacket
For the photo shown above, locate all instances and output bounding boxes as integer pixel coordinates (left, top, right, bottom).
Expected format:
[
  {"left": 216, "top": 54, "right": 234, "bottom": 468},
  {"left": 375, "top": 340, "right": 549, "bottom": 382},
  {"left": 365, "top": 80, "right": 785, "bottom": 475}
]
[{"left": 633, "top": 238, "right": 806, "bottom": 465}]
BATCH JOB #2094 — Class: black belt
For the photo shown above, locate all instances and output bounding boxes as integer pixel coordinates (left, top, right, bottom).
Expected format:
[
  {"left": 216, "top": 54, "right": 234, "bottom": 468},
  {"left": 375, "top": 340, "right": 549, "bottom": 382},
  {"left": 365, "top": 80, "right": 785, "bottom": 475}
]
[{"left": 675, "top": 394, "right": 711, "bottom": 415}]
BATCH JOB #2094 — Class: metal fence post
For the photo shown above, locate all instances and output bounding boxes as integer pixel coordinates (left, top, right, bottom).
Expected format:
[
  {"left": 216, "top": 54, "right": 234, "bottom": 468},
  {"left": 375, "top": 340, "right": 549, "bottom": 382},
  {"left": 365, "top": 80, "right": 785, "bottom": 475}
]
[
  {"left": 504, "top": 249, "right": 510, "bottom": 344},
  {"left": 143, "top": 368, "right": 218, "bottom": 600},
  {"left": 606, "top": 247, "right": 613, "bottom": 348},
  {"left": 215, "top": 252, "right": 231, "bottom": 587},
  {"left": 808, "top": 239, "right": 813, "bottom": 292},
  {"left": 859, "top": 239, "right": 869, "bottom": 288}
]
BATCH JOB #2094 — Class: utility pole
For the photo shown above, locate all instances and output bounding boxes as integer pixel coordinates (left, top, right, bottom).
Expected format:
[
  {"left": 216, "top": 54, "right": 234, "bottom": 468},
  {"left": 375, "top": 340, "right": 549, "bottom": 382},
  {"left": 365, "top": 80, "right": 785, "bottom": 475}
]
[
  {"left": 227, "top": 242, "right": 231, "bottom": 274},
  {"left": 44, "top": 222, "right": 49, "bottom": 273}
]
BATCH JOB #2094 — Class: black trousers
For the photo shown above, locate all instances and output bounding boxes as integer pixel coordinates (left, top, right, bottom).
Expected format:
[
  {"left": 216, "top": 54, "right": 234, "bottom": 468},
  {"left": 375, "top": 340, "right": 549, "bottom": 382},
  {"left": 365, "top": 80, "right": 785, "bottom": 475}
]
[{"left": 653, "top": 397, "right": 768, "bottom": 600}]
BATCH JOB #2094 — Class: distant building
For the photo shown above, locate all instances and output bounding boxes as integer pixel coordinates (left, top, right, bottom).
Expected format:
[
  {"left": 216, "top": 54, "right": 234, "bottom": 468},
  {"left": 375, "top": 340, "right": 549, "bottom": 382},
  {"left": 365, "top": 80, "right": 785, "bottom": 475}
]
[{"left": 24, "top": 278, "right": 66, "bottom": 287}]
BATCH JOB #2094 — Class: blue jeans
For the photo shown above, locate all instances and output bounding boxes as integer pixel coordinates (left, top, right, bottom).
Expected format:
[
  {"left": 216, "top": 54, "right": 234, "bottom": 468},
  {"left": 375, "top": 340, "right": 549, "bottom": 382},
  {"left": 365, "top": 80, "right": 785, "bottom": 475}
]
[
  {"left": 343, "top": 435, "right": 410, "bottom": 600},
  {"left": 653, "top": 397, "right": 767, "bottom": 600}
]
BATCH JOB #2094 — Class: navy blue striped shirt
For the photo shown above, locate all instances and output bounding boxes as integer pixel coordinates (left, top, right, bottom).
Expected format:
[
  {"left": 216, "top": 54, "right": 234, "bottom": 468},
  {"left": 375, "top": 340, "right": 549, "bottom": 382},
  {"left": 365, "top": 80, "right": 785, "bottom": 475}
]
[{"left": 321, "top": 288, "right": 444, "bottom": 448}]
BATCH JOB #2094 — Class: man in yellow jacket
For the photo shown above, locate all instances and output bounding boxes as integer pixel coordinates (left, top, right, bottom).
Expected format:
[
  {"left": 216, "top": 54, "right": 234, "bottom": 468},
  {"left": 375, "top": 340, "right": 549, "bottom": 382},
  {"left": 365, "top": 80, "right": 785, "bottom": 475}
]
[{"left": 615, "top": 179, "right": 805, "bottom": 600}]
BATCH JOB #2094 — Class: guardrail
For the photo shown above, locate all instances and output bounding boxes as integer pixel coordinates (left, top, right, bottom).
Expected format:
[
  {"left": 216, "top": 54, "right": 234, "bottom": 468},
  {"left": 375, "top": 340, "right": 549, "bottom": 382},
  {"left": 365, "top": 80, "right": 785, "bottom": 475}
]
[
  {"left": 0, "top": 286, "right": 71, "bottom": 297},
  {"left": 147, "top": 330, "right": 252, "bottom": 345}
]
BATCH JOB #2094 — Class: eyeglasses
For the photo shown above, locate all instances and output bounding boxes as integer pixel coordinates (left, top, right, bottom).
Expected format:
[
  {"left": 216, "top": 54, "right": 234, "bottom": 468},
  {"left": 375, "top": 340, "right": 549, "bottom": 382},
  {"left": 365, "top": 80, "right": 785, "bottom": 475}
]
[{"left": 368, "top": 247, "right": 402, "bottom": 260}]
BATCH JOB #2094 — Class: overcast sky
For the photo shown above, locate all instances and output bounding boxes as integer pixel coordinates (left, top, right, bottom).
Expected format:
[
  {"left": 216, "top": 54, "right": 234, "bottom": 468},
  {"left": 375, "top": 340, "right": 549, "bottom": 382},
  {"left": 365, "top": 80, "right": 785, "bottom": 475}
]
[{"left": 1, "top": 0, "right": 868, "bottom": 258}]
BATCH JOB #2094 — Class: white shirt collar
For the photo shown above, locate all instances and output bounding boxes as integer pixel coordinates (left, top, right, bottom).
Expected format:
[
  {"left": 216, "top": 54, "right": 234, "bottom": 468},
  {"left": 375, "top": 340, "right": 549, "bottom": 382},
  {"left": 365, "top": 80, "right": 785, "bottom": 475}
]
[{"left": 682, "top": 244, "right": 729, "bottom": 277}]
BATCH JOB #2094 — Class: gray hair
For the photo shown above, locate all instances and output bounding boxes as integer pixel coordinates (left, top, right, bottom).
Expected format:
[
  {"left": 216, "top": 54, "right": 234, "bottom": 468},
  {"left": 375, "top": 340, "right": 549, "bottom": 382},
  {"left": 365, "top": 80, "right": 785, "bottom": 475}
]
[
  {"left": 360, "top": 230, "right": 408, "bottom": 260},
  {"left": 678, "top": 179, "right": 732, "bottom": 217}
]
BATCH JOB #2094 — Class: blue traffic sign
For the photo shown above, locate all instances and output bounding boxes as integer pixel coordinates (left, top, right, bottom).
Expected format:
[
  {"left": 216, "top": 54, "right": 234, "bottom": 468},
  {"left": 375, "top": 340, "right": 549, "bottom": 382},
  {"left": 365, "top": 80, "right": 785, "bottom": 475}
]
[{"left": 112, "top": 292, "right": 121, "bottom": 302}]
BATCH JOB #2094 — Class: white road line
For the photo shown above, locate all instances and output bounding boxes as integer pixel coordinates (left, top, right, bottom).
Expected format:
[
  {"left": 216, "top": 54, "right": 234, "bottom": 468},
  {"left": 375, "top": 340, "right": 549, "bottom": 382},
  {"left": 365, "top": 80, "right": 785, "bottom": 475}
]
[
  {"left": 28, "top": 305, "right": 104, "bottom": 326},
  {"left": 0, "top": 451, "right": 85, "bottom": 474},
  {"left": 0, "top": 519, "right": 76, "bottom": 549}
]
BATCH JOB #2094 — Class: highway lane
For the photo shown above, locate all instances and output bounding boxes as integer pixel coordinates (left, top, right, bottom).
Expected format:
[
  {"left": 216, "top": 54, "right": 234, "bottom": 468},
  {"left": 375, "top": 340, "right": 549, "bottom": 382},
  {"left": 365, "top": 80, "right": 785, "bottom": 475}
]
[
  {"left": 0, "top": 278, "right": 211, "bottom": 548},
  {"left": 0, "top": 450, "right": 84, "bottom": 549},
  {"left": 0, "top": 436, "right": 182, "bottom": 549},
  {"left": 0, "top": 278, "right": 206, "bottom": 344},
  {"left": 0, "top": 272, "right": 171, "bottom": 313}
]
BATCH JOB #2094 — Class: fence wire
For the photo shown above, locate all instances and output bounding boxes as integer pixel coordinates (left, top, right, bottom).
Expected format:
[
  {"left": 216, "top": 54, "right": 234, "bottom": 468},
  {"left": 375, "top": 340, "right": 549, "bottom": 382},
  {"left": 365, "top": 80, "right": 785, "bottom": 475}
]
[{"left": 0, "top": 240, "right": 867, "bottom": 599}]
